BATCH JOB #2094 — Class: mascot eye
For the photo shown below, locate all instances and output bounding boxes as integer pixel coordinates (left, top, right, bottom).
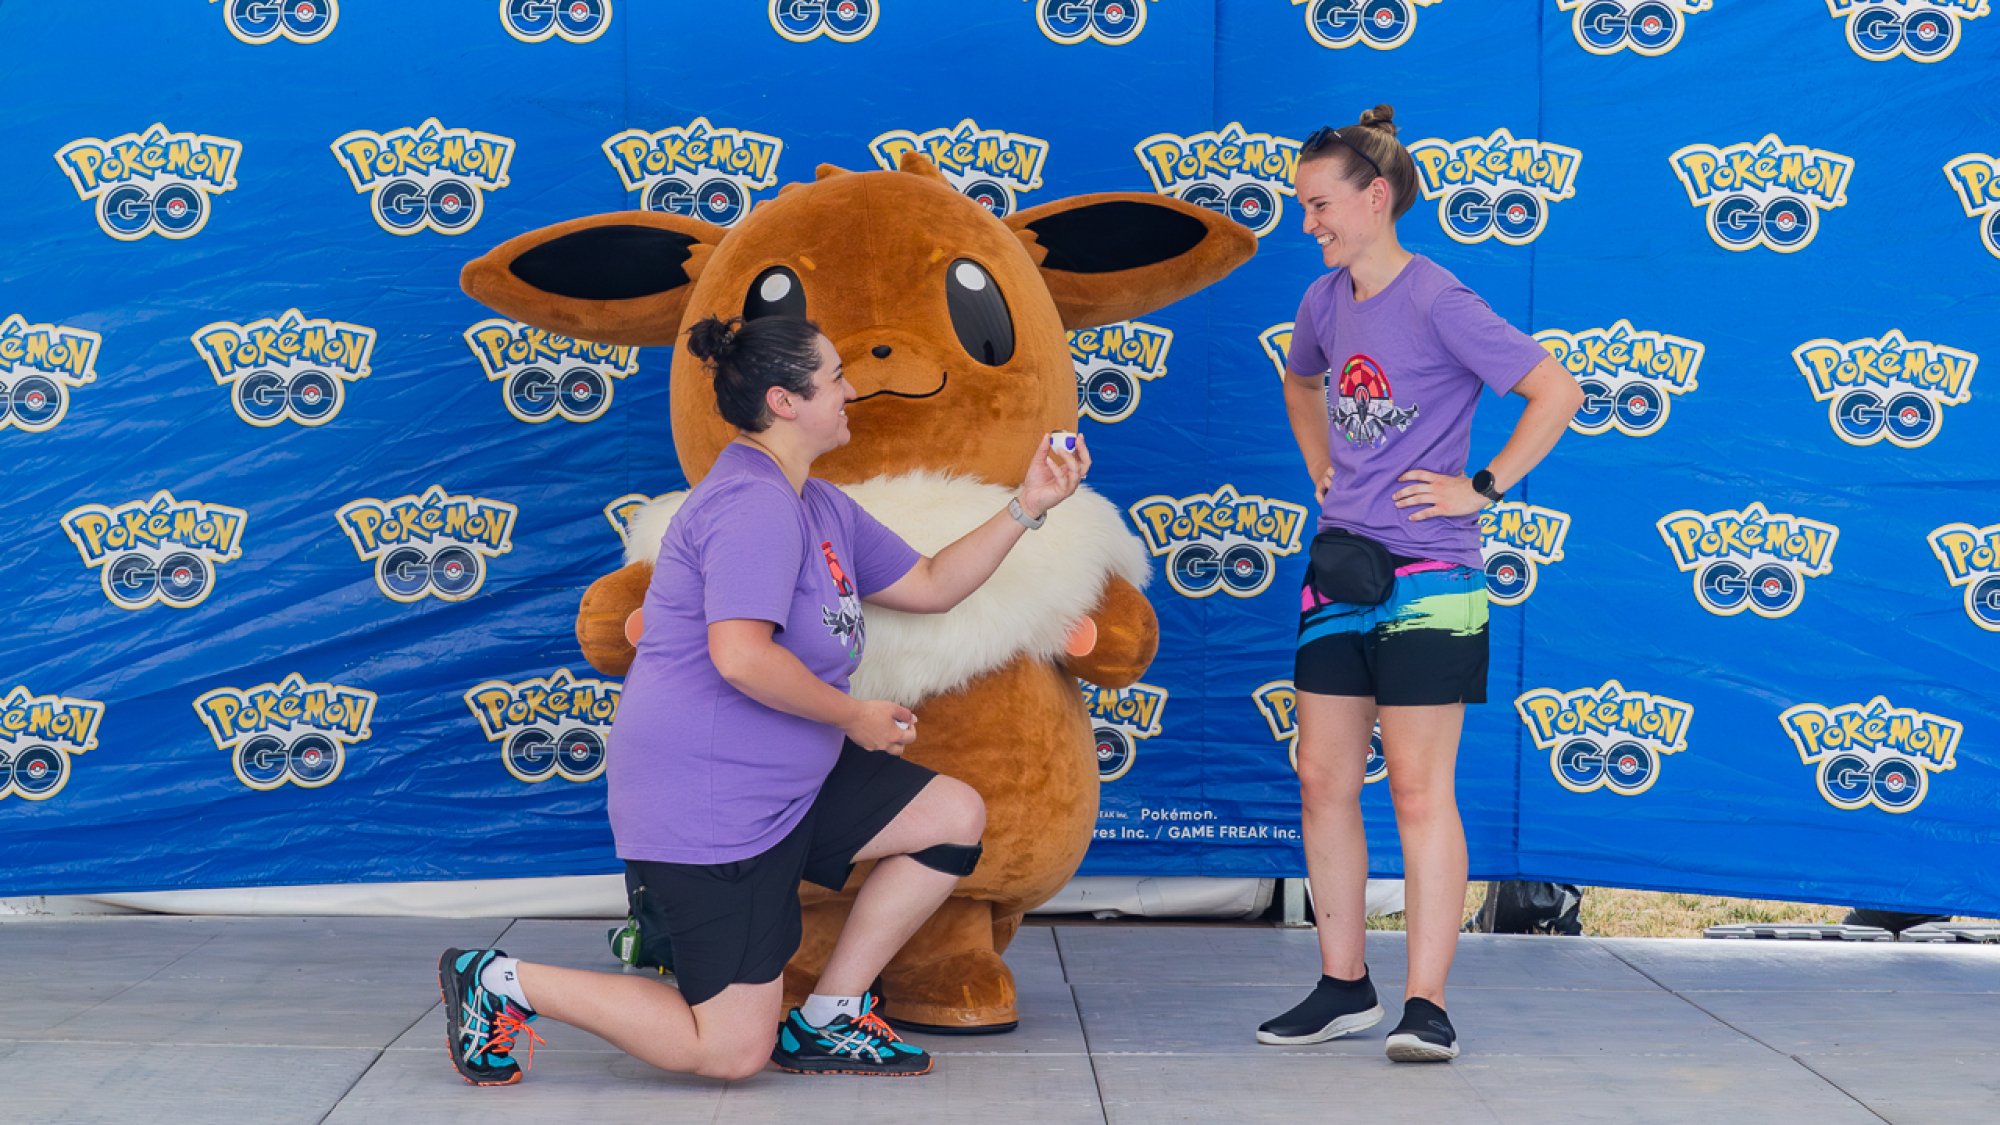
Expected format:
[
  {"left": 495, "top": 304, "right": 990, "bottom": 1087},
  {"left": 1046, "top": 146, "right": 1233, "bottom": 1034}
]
[
  {"left": 945, "top": 259, "right": 1014, "bottom": 366},
  {"left": 744, "top": 267, "right": 807, "bottom": 320}
]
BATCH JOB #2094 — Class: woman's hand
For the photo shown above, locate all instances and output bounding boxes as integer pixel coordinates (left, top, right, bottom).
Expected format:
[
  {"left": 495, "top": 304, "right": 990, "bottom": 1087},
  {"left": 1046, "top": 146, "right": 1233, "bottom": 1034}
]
[
  {"left": 844, "top": 699, "right": 918, "bottom": 754},
  {"left": 1314, "top": 465, "right": 1335, "bottom": 504},
  {"left": 1015, "top": 434, "right": 1089, "bottom": 520},
  {"left": 1393, "top": 469, "right": 1489, "bottom": 521}
]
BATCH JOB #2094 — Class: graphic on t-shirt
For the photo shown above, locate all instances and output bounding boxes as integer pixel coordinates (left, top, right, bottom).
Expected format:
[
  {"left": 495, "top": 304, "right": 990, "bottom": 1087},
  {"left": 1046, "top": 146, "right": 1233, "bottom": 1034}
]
[
  {"left": 820, "top": 540, "right": 865, "bottom": 657},
  {"left": 1332, "top": 353, "right": 1418, "bottom": 447}
]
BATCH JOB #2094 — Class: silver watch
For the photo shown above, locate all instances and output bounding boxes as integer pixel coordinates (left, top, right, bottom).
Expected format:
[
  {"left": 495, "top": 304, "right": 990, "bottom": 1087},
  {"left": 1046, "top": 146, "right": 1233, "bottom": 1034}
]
[{"left": 1008, "top": 496, "right": 1046, "bottom": 530}]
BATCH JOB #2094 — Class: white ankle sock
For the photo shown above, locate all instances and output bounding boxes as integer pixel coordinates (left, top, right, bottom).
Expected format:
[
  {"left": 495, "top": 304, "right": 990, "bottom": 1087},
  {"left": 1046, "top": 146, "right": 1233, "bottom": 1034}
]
[
  {"left": 479, "top": 955, "right": 533, "bottom": 1011},
  {"left": 800, "top": 993, "right": 864, "bottom": 1028}
]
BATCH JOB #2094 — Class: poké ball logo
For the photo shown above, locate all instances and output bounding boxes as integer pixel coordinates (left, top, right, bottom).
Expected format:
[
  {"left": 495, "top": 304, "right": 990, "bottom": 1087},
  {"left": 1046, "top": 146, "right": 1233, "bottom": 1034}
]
[
  {"left": 605, "top": 491, "right": 682, "bottom": 549},
  {"left": 1072, "top": 320, "right": 1171, "bottom": 424},
  {"left": 1792, "top": 331, "right": 1976, "bottom": 449},
  {"left": 1536, "top": 320, "right": 1704, "bottom": 438},
  {"left": 1656, "top": 503, "right": 1838, "bottom": 619},
  {"left": 1669, "top": 135, "right": 1853, "bottom": 253},
  {"left": 330, "top": 119, "right": 515, "bottom": 236},
  {"left": 1557, "top": 0, "right": 1711, "bottom": 56},
  {"left": 1293, "top": 0, "right": 1443, "bottom": 51},
  {"left": 1929, "top": 522, "right": 2000, "bottom": 631},
  {"left": 191, "top": 310, "right": 376, "bottom": 428},
  {"left": 61, "top": 492, "right": 248, "bottom": 611},
  {"left": 1252, "top": 680, "right": 1387, "bottom": 782},
  {"left": 0, "top": 687, "right": 103, "bottom": 802},
  {"left": 1517, "top": 682, "right": 1690, "bottom": 796},
  {"left": 0, "top": 315, "right": 101, "bottom": 434},
  {"left": 870, "top": 120, "right": 1049, "bottom": 217},
  {"left": 1781, "top": 697, "right": 1959, "bottom": 814},
  {"left": 214, "top": 0, "right": 338, "bottom": 44},
  {"left": 1479, "top": 502, "right": 1570, "bottom": 607},
  {"left": 1943, "top": 153, "right": 2000, "bottom": 259},
  {"left": 1409, "top": 129, "right": 1581, "bottom": 246},
  {"left": 335, "top": 486, "right": 517, "bottom": 603},
  {"left": 502, "top": 0, "right": 612, "bottom": 43},
  {"left": 194, "top": 674, "right": 375, "bottom": 792},
  {"left": 771, "top": 0, "right": 877, "bottom": 42},
  {"left": 1033, "top": 0, "right": 1149, "bottom": 45},
  {"left": 1134, "top": 123, "right": 1300, "bottom": 238},
  {"left": 55, "top": 124, "right": 242, "bottom": 241},
  {"left": 1827, "top": 0, "right": 1987, "bottom": 63},
  {"left": 603, "top": 118, "right": 783, "bottom": 226},
  {"left": 465, "top": 319, "right": 639, "bottom": 424},
  {"left": 465, "top": 669, "right": 620, "bottom": 784},
  {"left": 1130, "top": 485, "right": 1309, "bottom": 599},
  {"left": 1081, "top": 679, "right": 1166, "bottom": 782}
]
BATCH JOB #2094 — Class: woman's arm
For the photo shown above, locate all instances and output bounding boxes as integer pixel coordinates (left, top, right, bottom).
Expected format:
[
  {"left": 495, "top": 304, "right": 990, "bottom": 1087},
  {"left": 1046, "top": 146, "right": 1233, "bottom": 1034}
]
[
  {"left": 708, "top": 619, "right": 916, "bottom": 752},
  {"left": 1283, "top": 371, "right": 1336, "bottom": 502},
  {"left": 1392, "top": 355, "right": 1584, "bottom": 520}
]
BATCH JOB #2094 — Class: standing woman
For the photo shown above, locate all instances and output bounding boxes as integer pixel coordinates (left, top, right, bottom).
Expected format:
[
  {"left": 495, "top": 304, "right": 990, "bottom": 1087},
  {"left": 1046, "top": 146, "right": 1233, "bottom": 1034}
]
[
  {"left": 437, "top": 314, "right": 1088, "bottom": 1084},
  {"left": 1257, "top": 105, "right": 1584, "bottom": 1061}
]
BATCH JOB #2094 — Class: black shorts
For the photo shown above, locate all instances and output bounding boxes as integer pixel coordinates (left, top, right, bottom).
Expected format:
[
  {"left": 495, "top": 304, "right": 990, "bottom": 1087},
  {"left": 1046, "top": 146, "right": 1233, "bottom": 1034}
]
[
  {"left": 622, "top": 739, "right": 937, "bottom": 1007},
  {"left": 1295, "top": 565, "right": 1490, "bottom": 706}
]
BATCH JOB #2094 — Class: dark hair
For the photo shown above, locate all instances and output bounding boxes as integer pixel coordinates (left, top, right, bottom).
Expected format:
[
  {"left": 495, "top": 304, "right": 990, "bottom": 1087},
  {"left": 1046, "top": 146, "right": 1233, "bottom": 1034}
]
[
  {"left": 683, "top": 314, "right": 824, "bottom": 432},
  {"left": 1300, "top": 104, "right": 1419, "bottom": 222}
]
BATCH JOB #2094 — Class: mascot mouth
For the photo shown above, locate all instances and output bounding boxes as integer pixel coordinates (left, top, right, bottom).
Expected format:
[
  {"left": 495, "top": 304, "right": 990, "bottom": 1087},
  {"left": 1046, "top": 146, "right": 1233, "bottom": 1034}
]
[{"left": 853, "top": 372, "right": 949, "bottom": 402}]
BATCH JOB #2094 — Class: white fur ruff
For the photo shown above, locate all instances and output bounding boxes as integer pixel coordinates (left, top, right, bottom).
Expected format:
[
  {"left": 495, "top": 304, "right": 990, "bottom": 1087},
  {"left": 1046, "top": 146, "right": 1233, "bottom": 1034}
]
[{"left": 619, "top": 472, "right": 1150, "bottom": 706}]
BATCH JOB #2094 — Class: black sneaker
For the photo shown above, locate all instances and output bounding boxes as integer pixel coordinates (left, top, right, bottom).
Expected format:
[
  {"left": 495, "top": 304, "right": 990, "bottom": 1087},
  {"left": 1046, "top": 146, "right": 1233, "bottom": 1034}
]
[
  {"left": 1256, "top": 970, "right": 1384, "bottom": 1045},
  {"left": 437, "top": 947, "right": 545, "bottom": 1085},
  {"left": 1385, "top": 996, "right": 1459, "bottom": 1062},
  {"left": 771, "top": 995, "right": 933, "bottom": 1077}
]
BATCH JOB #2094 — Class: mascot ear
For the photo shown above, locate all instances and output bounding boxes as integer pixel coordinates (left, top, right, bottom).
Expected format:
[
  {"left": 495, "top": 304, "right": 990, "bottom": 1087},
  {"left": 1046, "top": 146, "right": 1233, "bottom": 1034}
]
[
  {"left": 1008, "top": 193, "right": 1256, "bottom": 331},
  {"left": 461, "top": 210, "right": 726, "bottom": 346}
]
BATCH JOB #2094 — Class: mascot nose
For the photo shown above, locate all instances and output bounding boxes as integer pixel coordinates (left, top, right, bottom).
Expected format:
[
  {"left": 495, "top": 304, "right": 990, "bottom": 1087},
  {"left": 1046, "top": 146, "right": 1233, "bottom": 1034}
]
[{"left": 872, "top": 345, "right": 892, "bottom": 359}]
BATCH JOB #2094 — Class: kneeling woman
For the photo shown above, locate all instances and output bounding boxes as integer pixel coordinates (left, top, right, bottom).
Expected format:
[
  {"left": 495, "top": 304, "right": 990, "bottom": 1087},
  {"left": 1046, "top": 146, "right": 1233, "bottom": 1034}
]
[{"left": 439, "top": 314, "right": 1088, "bottom": 1082}]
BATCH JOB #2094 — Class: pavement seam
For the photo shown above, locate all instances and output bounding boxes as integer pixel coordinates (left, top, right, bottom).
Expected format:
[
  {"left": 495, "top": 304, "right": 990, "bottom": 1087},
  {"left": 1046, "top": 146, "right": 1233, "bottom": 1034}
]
[
  {"left": 1787, "top": 1054, "right": 1894, "bottom": 1124},
  {"left": 38, "top": 923, "right": 230, "bottom": 1035},
  {"left": 1052, "top": 928, "right": 1112, "bottom": 1125}
]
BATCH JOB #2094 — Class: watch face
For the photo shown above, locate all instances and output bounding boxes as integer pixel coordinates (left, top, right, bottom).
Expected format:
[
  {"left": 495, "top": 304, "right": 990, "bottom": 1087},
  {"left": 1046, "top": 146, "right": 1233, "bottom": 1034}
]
[{"left": 1472, "top": 470, "right": 1494, "bottom": 493}]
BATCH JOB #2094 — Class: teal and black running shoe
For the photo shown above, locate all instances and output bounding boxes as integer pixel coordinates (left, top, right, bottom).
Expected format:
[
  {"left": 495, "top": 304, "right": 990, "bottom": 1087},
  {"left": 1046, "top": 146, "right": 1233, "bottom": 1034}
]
[
  {"left": 771, "top": 996, "right": 933, "bottom": 1077},
  {"left": 437, "top": 947, "right": 544, "bottom": 1086}
]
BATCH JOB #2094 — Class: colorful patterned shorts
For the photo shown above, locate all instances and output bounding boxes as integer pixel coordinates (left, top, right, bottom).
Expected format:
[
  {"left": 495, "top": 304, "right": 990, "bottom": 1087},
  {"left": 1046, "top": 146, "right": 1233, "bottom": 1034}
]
[{"left": 1295, "top": 562, "right": 1489, "bottom": 706}]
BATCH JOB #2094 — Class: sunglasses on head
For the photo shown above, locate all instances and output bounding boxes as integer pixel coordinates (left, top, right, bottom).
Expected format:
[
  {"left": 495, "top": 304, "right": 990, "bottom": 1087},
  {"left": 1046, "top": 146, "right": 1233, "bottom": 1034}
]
[{"left": 1303, "top": 125, "right": 1384, "bottom": 183}]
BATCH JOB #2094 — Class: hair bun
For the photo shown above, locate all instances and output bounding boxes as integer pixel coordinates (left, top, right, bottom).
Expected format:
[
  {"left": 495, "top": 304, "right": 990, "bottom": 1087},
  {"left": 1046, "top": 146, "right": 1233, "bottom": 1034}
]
[
  {"left": 1358, "top": 104, "right": 1398, "bottom": 137},
  {"left": 684, "top": 315, "right": 743, "bottom": 365}
]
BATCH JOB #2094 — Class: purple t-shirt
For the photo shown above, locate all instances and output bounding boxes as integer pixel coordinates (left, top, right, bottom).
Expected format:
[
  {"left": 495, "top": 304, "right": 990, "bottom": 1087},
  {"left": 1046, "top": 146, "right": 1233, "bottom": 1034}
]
[
  {"left": 607, "top": 443, "right": 921, "bottom": 865},
  {"left": 1286, "top": 255, "right": 1548, "bottom": 569}
]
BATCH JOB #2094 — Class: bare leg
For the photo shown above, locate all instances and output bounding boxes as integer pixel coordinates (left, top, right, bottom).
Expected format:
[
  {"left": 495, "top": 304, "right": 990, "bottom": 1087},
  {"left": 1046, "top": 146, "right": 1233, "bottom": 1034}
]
[
  {"left": 1377, "top": 703, "right": 1468, "bottom": 1007},
  {"left": 1295, "top": 691, "right": 1378, "bottom": 980},
  {"left": 512, "top": 966, "right": 781, "bottom": 1081}
]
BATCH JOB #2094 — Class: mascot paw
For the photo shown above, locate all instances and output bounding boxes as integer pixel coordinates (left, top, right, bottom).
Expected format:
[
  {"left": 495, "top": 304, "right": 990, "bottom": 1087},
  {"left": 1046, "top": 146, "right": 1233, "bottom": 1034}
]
[{"left": 880, "top": 948, "right": 1019, "bottom": 1035}]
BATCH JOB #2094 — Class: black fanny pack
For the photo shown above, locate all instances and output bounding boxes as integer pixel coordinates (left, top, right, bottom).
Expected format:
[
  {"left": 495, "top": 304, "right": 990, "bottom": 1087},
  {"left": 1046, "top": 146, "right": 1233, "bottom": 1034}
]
[{"left": 1306, "top": 528, "right": 1400, "bottom": 606}]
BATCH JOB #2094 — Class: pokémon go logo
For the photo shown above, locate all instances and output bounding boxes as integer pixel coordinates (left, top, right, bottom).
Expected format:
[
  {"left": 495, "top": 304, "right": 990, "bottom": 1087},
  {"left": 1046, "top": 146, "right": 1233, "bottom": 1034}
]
[
  {"left": 604, "top": 491, "right": 681, "bottom": 550},
  {"left": 1943, "top": 153, "right": 2000, "bottom": 259},
  {"left": 1135, "top": 123, "right": 1299, "bottom": 239},
  {"left": 1792, "top": 331, "right": 1976, "bottom": 449},
  {"left": 1081, "top": 679, "right": 1166, "bottom": 783},
  {"left": 1033, "top": 0, "right": 1148, "bottom": 44},
  {"left": 603, "top": 118, "right": 782, "bottom": 226},
  {"left": 1479, "top": 502, "right": 1570, "bottom": 607},
  {"left": 1827, "top": 0, "right": 1986, "bottom": 62},
  {"left": 1253, "top": 680, "right": 1388, "bottom": 781},
  {"left": 466, "top": 319, "right": 639, "bottom": 424},
  {"left": 1409, "top": 129, "right": 1581, "bottom": 246},
  {"left": 1537, "top": 321, "right": 1704, "bottom": 438},
  {"left": 55, "top": 123, "right": 242, "bottom": 241},
  {"left": 195, "top": 674, "right": 375, "bottom": 792},
  {"left": 331, "top": 119, "right": 515, "bottom": 236},
  {"left": 1518, "top": 681, "right": 1690, "bottom": 797},
  {"left": 465, "top": 669, "right": 620, "bottom": 784},
  {"left": 771, "top": 0, "right": 877, "bottom": 41},
  {"left": 1259, "top": 324, "right": 1296, "bottom": 380},
  {"left": 0, "top": 315, "right": 101, "bottom": 434},
  {"left": 0, "top": 687, "right": 102, "bottom": 802},
  {"left": 1929, "top": 522, "right": 2000, "bottom": 631},
  {"left": 1781, "top": 697, "right": 1958, "bottom": 814},
  {"left": 1072, "top": 321, "right": 1171, "bottom": 424},
  {"left": 1131, "top": 485, "right": 1308, "bottom": 599},
  {"left": 1670, "top": 135, "right": 1853, "bottom": 253},
  {"left": 870, "top": 120, "right": 1049, "bottom": 216},
  {"left": 1558, "top": 0, "right": 1710, "bottom": 55},
  {"left": 1292, "top": 0, "right": 1442, "bottom": 51},
  {"left": 61, "top": 492, "right": 248, "bottom": 611},
  {"left": 336, "top": 486, "right": 517, "bottom": 603},
  {"left": 214, "top": 0, "right": 338, "bottom": 44},
  {"left": 1657, "top": 503, "right": 1838, "bottom": 619},
  {"left": 502, "top": 0, "right": 612, "bottom": 43},
  {"left": 192, "top": 310, "right": 376, "bottom": 428}
]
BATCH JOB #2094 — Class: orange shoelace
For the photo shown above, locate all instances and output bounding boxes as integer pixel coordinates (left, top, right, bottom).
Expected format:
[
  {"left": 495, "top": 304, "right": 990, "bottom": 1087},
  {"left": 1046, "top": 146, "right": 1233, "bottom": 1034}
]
[
  {"left": 489, "top": 1005, "right": 547, "bottom": 1070},
  {"left": 853, "top": 1011, "right": 902, "bottom": 1042}
]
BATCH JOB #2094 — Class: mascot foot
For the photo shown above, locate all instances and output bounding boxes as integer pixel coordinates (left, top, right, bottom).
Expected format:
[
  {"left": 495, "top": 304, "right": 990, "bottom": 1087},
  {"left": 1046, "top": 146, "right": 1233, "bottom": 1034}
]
[{"left": 880, "top": 948, "right": 1019, "bottom": 1035}]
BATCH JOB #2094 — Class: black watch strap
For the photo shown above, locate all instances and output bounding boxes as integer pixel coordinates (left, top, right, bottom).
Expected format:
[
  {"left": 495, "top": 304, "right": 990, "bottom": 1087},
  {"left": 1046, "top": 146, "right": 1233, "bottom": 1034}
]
[{"left": 1471, "top": 469, "right": 1504, "bottom": 503}]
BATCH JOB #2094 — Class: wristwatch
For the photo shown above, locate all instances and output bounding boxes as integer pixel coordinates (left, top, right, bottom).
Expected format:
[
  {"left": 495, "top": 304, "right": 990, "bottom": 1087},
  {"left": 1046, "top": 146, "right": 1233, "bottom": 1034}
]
[
  {"left": 1008, "top": 496, "right": 1046, "bottom": 530},
  {"left": 1470, "top": 468, "right": 1504, "bottom": 505}
]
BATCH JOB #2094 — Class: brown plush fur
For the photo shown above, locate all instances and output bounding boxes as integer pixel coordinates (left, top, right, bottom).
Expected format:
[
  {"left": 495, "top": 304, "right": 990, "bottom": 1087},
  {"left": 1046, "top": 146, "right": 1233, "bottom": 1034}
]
[{"left": 463, "top": 154, "right": 1252, "bottom": 1030}]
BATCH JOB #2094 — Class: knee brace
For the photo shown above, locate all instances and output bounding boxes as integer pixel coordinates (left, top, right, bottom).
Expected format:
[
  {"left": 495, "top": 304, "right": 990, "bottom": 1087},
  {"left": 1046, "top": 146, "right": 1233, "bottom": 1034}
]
[{"left": 908, "top": 841, "right": 982, "bottom": 877}]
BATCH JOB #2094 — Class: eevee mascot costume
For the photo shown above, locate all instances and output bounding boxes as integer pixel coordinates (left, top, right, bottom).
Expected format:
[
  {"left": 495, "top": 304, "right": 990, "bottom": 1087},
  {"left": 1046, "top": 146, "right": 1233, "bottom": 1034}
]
[{"left": 462, "top": 153, "right": 1253, "bottom": 1032}]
